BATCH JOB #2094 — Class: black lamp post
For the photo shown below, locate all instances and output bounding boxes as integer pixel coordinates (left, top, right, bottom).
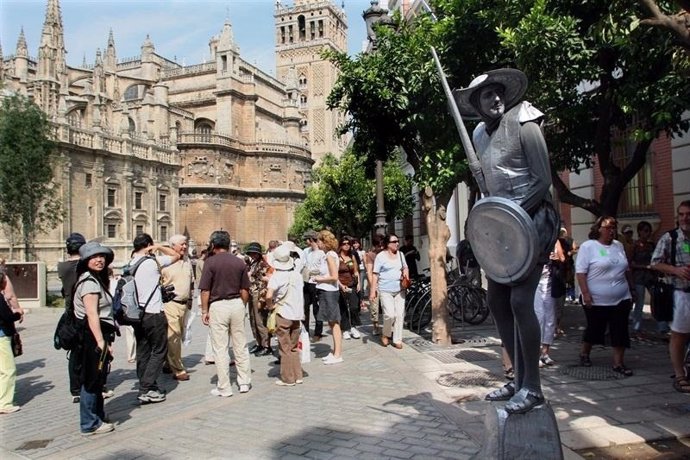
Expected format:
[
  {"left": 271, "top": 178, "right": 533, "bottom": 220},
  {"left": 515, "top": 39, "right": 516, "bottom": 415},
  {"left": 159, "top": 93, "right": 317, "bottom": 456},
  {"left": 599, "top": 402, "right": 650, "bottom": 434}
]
[{"left": 363, "top": 0, "right": 392, "bottom": 235}]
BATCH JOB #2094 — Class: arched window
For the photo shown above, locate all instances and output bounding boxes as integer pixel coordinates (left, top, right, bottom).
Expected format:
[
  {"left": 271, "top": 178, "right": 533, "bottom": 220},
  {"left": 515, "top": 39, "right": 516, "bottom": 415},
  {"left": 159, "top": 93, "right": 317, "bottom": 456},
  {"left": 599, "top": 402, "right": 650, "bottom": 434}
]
[
  {"left": 298, "top": 15, "right": 306, "bottom": 41},
  {"left": 124, "top": 84, "right": 147, "bottom": 101},
  {"left": 195, "top": 119, "right": 214, "bottom": 142},
  {"left": 128, "top": 117, "right": 136, "bottom": 134},
  {"left": 300, "top": 94, "right": 308, "bottom": 108},
  {"left": 299, "top": 74, "right": 307, "bottom": 88},
  {"left": 66, "top": 109, "right": 83, "bottom": 127}
]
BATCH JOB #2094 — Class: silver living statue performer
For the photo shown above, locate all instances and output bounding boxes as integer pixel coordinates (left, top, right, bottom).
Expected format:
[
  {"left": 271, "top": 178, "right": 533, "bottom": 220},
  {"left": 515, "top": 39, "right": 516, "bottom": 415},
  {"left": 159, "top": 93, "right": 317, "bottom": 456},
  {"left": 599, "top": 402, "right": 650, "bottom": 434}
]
[{"left": 455, "top": 69, "right": 558, "bottom": 414}]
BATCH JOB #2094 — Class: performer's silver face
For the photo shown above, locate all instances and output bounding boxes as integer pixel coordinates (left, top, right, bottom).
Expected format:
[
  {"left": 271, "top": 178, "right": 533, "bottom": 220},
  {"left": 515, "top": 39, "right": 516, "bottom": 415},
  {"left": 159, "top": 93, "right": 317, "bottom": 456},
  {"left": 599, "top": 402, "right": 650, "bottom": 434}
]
[{"left": 478, "top": 84, "right": 505, "bottom": 119}]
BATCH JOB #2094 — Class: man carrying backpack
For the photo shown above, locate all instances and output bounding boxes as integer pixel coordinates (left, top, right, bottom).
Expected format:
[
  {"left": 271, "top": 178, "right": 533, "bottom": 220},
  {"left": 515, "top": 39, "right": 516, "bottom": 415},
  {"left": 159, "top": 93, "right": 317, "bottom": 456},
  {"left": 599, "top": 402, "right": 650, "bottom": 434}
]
[
  {"left": 129, "top": 234, "right": 180, "bottom": 403},
  {"left": 57, "top": 233, "right": 87, "bottom": 403}
]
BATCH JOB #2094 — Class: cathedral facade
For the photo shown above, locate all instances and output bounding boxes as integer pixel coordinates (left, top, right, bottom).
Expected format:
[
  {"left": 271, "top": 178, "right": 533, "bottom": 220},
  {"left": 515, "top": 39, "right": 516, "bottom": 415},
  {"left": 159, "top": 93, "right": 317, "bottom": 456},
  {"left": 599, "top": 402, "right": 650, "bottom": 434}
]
[{"left": 0, "top": 0, "right": 348, "bottom": 267}]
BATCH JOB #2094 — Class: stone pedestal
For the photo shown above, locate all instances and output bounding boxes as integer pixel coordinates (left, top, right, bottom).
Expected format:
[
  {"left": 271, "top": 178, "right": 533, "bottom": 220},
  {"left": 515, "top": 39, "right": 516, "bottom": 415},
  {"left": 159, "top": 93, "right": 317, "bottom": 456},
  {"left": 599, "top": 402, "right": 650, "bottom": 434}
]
[{"left": 473, "top": 401, "right": 563, "bottom": 459}]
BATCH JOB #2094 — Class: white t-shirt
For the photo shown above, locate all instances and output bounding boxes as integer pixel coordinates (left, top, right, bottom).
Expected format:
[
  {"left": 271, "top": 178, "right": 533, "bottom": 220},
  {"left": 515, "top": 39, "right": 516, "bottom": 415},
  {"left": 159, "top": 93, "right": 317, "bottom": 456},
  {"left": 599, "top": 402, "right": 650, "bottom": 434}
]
[
  {"left": 268, "top": 269, "right": 304, "bottom": 321},
  {"left": 373, "top": 250, "right": 407, "bottom": 293},
  {"left": 575, "top": 239, "right": 631, "bottom": 306},
  {"left": 303, "top": 247, "right": 324, "bottom": 284},
  {"left": 316, "top": 250, "right": 338, "bottom": 292},
  {"left": 130, "top": 255, "right": 174, "bottom": 314}
]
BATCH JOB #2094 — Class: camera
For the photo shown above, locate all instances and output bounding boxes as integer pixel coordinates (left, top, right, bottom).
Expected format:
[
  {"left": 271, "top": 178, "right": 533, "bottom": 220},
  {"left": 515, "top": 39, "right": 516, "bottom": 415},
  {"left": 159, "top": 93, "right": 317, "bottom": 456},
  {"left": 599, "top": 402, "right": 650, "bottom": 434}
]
[{"left": 160, "top": 284, "right": 176, "bottom": 303}]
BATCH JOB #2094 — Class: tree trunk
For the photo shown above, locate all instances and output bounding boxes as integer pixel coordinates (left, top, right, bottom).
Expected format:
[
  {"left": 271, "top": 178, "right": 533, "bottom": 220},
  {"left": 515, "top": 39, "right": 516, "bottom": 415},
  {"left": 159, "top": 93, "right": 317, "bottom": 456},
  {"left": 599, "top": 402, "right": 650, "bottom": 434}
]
[
  {"left": 421, "top": 186, "right": 452, "bottom": 346},
  {"left": 22, "top": 218, "right": 33, "bottom": 262}
]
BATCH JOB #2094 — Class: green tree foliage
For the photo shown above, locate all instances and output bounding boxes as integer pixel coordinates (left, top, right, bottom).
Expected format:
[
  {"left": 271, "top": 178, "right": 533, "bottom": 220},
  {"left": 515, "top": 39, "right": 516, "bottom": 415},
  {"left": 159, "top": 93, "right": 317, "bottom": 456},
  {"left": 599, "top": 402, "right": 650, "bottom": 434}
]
[
  {"left": 289, "top": 149, "right": 413, "bottom": 240},
  {"left": 326, "top": 17, "right": 471, "bottom": 206},
  {"left": 326, "top": 15, "right": 467, "bottom": 344},
  {"left": 435, "top": 0, "right": 690, "bottom": 216},
  {"left": 0, "top": 94, "right": 63, "bottom": 260}
]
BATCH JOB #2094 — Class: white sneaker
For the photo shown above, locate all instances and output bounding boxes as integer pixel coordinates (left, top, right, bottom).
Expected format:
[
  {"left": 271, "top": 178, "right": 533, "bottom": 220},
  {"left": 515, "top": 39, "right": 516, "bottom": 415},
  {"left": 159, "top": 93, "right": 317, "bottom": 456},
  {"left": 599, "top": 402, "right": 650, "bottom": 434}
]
[
  {"left": 343, "top": 331, "right": 352, "bottom": 340},
  {"left": 321, "top": 353, "right": 334, "bottom": 361},
  {"left": 275, "top": 380, "right": 295, "bottom": 387},
  {"left": 350, "top": 327, "right": 361, "bottom": 339},
  {"left": 81, "top": 422, "right": 114, "bottom": 436},
  {"left": 0, "top": 405, "right": 20, "bottom": 414},
  {"left": 323, "top": 355, "right": 343, "bottom": 365},
  {"left": 239, "top": 384, "right": 251, "bottom": 394},
  {"left": 210, "top": 388, "right": 233, "bottom": 397},
  {"left": 295, "top": 379, "right": 304, "bottom": 384}
]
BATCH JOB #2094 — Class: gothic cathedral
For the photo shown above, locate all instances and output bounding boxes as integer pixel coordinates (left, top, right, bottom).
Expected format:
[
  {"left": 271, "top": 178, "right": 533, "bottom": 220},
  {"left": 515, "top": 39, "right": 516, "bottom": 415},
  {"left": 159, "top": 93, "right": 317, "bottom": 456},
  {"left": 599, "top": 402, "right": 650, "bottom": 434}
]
[{"left": 0, "top": 0, "right": 349, "bottom": 268}]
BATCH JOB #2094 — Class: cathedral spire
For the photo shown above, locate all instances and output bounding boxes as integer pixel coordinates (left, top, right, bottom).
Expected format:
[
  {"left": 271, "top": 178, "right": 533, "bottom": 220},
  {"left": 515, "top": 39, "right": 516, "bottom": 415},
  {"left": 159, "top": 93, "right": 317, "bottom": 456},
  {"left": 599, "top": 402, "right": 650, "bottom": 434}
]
[
  {"left": 38, "top": 0, "right": 67, "bottom": 80},
  {"left": 16, "top": 27, "right": 28, "bottom": 58},
  {"left": 105, "top": 28, "right": 117, "bottom": 71}
]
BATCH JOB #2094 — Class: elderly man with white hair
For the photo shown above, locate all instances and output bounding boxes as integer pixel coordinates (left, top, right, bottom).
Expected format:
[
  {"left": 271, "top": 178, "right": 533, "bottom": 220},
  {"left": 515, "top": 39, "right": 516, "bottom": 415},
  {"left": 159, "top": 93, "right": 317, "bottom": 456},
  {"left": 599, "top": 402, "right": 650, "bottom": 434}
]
[{"left": 161, "top": 234, "right": 194, "bottom": 381}]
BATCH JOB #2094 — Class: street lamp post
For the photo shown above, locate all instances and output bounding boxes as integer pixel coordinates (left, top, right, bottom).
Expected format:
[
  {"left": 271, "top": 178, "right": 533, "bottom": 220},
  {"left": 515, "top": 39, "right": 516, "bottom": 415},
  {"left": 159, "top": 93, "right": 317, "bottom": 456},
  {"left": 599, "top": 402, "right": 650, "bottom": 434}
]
[{"left": 363, "top": 0, "right": 393, "bottom": 236}]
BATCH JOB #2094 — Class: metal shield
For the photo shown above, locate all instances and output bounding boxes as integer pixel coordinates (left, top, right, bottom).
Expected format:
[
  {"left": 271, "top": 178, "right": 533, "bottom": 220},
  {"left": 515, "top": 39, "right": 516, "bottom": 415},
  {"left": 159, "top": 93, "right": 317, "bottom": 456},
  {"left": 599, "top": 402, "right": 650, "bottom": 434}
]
[{"left": 466, "top": 196, "right": 539, "bottom": 285}]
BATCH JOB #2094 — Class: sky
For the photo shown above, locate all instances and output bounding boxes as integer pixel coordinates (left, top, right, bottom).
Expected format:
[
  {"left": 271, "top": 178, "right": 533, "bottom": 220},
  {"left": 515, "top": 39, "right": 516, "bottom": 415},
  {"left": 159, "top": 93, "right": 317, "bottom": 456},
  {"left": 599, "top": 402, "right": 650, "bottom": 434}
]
[{"left": 0, "top": 0, "right": 373, "bottom": 75}]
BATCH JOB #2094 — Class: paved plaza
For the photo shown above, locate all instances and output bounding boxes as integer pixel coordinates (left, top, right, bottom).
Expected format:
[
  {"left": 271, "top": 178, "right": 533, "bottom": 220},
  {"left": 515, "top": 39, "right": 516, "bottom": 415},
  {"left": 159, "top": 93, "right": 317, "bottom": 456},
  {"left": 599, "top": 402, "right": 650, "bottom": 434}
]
[{"left": 1, "top": 302, "right": 689, "bottom": 459}]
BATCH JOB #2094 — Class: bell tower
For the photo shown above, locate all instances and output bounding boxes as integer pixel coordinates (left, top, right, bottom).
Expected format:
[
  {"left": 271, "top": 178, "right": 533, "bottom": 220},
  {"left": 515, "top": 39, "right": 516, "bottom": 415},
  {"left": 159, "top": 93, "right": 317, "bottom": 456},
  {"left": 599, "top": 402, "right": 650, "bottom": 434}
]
[{"left": 274, "top": 0, "right": 349, "bottom": 164}]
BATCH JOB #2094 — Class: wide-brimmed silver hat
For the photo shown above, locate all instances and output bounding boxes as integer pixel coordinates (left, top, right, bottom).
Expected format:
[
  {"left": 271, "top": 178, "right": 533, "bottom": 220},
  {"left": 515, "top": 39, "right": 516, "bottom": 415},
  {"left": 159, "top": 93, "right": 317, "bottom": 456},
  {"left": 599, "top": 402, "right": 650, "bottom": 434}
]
[
  {"left": 453, "top": 68, "right": 528, "bottom": 119},
  {"left": 77, "top": 241, "right": 114, "bottom": 271}
]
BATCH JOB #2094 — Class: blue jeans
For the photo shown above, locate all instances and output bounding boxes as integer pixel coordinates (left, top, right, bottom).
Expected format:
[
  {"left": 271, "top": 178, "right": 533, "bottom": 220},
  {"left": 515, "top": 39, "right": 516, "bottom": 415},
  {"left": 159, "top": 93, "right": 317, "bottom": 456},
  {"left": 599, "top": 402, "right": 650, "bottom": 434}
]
[
  {"left": 79, "top": 332, "right": 107, "bottom": 433},
  {"left": 80, "top": 384, "right": 105, "bottom": 432},
  {"left": 633, "top": 283, "right": 670, "bottom": 332}
]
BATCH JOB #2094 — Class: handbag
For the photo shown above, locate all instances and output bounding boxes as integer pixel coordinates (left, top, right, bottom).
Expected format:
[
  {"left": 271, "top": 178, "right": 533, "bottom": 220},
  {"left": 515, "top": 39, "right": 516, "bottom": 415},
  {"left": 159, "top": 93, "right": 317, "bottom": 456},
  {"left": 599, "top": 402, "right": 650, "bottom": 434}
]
[
  {"left": 267, "top": 309, "right": 277, "bottom": 334},
  {"left": 399, "top": 253, "right": 411, "bottom": 290},
  {"left": 650, "top": 229, "right": 678, "bottom": 322},
  {"left": 11, "top": 331, "right": 22, "bottom": 357},
  {"left": 651, "top": 280, "right": 674, "bottom": 322},
  {"left": 298, "top": 324, "right": 311, "bottom": 364}
]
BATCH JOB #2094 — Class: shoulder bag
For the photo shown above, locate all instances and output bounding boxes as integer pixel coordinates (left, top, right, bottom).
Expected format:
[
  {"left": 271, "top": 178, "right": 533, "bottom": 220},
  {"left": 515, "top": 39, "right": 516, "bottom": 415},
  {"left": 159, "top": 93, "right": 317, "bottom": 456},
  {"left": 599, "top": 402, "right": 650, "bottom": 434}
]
[{"left": 651, "top": 230, "right": 676, "bottom": 322}]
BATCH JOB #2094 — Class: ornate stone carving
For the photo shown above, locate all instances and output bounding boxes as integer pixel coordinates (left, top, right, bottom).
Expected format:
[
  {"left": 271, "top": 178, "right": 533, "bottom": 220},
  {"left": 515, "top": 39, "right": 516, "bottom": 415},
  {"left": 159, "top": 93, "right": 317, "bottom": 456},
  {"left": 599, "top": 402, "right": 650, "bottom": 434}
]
[
  {"left": 187, "top": 155, "right": 217, "bottom": 181},
  {"left": 263, "top": 163, "right": 286, "bottom": 187}
]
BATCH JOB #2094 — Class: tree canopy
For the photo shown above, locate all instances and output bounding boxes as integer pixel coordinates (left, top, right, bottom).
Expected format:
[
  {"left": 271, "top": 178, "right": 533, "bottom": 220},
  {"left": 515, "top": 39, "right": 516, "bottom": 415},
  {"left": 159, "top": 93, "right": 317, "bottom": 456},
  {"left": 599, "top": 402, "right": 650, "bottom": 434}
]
[
  {"left": 289, "top": 149, "right": 414, "bottom": 240},
  {"left": 0, "top": 94, "right": 63, "bottom": 260},
  {"left": 435, "top": 0, "right": 690, "bottom": 216}
]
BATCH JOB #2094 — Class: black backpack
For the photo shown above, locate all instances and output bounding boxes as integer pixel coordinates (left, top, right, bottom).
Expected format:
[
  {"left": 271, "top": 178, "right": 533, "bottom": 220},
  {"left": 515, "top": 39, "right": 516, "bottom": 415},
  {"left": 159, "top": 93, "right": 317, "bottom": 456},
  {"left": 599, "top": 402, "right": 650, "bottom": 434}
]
[{"left": 53, "top": 277, "right": 92, "bottom": 350}]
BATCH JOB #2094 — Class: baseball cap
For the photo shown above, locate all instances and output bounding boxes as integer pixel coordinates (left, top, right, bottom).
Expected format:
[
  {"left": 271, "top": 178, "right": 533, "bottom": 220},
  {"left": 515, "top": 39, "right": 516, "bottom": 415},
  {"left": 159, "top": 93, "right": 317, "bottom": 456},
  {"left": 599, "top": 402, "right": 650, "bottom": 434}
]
[{"left": 621, "top": 225, "right": 633, "bottom": 234}]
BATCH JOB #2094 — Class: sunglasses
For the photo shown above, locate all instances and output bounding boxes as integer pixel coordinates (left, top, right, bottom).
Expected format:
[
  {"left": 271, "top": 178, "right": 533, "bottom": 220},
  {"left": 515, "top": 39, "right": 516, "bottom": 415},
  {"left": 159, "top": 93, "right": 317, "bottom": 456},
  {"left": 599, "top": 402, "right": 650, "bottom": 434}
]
[{"left": 389, "top": 240, "right": 399, "bottom": 243}]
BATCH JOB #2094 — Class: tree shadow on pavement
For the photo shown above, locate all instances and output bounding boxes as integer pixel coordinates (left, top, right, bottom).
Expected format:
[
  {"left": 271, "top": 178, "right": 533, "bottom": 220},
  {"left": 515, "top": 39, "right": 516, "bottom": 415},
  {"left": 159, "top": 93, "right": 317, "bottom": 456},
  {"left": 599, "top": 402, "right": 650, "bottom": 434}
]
[
  {"left": 16, "top": 357, "right": 46, "bottom": 375},
  {"left": 268, "top": 391, "right": 480, "bottom": 459},
  {"left": 15, "top": 374, "right": 54, "bottom": 405}
]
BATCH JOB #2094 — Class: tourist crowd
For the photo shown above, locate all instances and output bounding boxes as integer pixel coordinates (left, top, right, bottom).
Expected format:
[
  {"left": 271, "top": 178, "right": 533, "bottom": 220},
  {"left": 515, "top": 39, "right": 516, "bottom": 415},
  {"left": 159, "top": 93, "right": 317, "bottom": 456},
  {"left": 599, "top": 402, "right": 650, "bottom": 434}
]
[{"left": 1, "top": 206, "right": 689, "bottom": 433}]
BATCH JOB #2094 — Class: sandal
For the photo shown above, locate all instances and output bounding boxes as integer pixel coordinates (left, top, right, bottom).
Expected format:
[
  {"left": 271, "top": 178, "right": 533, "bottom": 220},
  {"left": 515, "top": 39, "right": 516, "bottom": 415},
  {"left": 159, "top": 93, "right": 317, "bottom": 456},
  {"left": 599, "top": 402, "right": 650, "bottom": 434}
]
[
  {"left": 505, "top": 388, "right": 545, "bottom": 415},
  {"left": 504, "top": 367, "right": 514, "bottom": 381},
  {"left": 612, "top": 365, "right": 633, "bottom": 377},
  {"left": 673, "top": 377, "right": 690, "bottom": 393},
  {"left": 579, "top": 354, "right": 592, "bottom": 367},
  {"left": 485, "top": 381, "right": 515, "bottom": 401}
]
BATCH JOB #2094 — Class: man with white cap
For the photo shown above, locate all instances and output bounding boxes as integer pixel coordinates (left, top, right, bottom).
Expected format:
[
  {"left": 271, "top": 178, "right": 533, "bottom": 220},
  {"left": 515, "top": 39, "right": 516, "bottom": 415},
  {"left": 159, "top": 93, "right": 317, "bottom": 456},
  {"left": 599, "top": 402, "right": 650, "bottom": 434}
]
[{"left": 455, "top": 68, "right": 558, "bottom": 414}]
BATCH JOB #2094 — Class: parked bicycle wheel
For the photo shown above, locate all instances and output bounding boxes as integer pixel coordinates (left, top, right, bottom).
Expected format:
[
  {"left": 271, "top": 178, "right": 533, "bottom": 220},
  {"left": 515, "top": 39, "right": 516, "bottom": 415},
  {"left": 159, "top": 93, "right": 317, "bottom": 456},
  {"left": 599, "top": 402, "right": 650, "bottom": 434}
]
[
  {"left": 414, "top": 297, "right": 433, "bottom": 333},
  {"left": 464, "top": 287, "right": 489, "bottom": 325}
]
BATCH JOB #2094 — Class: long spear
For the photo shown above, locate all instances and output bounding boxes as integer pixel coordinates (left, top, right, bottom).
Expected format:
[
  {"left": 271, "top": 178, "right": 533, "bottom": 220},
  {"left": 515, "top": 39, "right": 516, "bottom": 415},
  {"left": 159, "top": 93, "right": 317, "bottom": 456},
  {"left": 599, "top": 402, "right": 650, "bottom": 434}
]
[{"left": 420, "top": 1, "right": 487, "bottom": 196}]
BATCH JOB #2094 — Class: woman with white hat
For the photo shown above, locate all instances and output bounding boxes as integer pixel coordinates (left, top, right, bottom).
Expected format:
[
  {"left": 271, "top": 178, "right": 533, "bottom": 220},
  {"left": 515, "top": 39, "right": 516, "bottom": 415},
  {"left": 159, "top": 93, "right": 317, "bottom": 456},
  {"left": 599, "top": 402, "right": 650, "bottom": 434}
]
[
  {"left": 73, "top": 241, "right": 117, "bottom": 435},
  {"left": 266, "top": 242, "right": 305, "bottom": 385},
  {"left": 454, "top": 68, "right": 558, "bottom": 414}
]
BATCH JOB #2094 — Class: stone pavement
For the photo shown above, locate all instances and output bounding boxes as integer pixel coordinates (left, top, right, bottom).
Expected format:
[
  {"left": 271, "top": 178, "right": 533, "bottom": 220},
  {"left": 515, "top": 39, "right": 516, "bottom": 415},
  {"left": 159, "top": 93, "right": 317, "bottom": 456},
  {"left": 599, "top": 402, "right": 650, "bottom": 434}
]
[{"left": 1, "top": 301, "right": 689, "bottom": 459}]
